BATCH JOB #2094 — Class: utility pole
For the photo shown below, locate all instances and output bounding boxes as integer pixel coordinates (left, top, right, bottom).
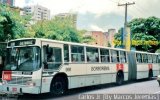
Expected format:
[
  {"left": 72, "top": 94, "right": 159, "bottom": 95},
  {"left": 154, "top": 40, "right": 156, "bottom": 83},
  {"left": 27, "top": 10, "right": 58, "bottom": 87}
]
[
  {"left": 118, "top": 2, "right": 135, "bottom": 28},
  {"left": 118, "top": 2, "right": 135, "bottom": 49}
]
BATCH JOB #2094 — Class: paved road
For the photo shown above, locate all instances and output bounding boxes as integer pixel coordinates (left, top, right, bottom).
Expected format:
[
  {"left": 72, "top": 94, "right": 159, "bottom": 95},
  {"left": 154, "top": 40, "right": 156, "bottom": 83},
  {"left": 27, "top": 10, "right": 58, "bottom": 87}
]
[{"left": 1, "top": 79, "right": 160, "bottom": 100}]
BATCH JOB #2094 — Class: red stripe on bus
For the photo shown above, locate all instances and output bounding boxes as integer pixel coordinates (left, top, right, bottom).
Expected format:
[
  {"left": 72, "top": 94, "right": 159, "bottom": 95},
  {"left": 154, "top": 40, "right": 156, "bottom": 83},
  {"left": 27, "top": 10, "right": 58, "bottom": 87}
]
[
  {"left": 148, "top": 64, "right": 152, "bottom": 70},
  {"left": 116, "top": 64, "right": 124, "bottom": 71}
]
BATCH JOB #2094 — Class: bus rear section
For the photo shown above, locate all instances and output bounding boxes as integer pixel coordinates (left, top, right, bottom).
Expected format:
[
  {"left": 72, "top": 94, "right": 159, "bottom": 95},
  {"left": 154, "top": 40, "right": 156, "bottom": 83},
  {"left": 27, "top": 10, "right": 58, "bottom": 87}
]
[{"left": 128, "top": 51, "right": 159, "bottom": 80}]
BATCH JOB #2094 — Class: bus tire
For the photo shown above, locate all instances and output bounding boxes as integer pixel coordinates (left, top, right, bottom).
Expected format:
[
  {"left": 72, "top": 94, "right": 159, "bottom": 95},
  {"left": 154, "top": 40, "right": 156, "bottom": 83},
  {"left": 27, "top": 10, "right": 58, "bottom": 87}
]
[
  {"left": 148, "top": 70, "right": 153, "bottom": 80},
  {"left": 116, "top": 71, "right": 124, "bottom": 85},
  {"left": 50, "top": 76, "right": 67, "bottom": 95}
]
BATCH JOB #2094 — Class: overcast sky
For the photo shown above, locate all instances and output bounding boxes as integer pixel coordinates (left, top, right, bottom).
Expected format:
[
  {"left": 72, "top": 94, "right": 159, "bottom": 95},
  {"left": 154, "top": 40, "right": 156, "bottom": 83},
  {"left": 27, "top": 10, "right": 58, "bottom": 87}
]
[{"left": 15, "top": 0, "right": 160, "bottom": 32}]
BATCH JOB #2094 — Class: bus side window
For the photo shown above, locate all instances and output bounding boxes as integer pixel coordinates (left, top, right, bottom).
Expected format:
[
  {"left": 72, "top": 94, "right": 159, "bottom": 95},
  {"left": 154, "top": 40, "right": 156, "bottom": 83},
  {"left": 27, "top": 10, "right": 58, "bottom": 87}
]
[
  {"left": 111, "top": 50, "right": 119, "bottom": 63},
  {"left": 100, "top": 49, "right": 110, "bottom": 63},
  {"left": 136, "top": 53, "right": 142, "bottom": 63},
  {"left": 143, "top": 54, "right": 148, "bottom": 63},
  {"left": 86, "top": 47, "right": 99, "bottom": 62},
  {"left": 153, "top": 55, "right": 157, "bottom": 63},
  {"left": 71, "top": 45, "right": 84, "bottom": 62},
  {"left": 64, "top": 44, "right": 69, "bottom": 62},
  {"left": 71, "top": 54, "right": 77, "bottom": 62},
  {"left": 158, "top": 55, "right": 160, "bottom": 63},
  {"left": 148, "top": 54, "right": 152, "bottom": 63},
  {"left": 120, "top": 51, "right": 126, "bottom": 63},
  {"left": 43, "top": 45, "right": 62, "bottom": 69}
]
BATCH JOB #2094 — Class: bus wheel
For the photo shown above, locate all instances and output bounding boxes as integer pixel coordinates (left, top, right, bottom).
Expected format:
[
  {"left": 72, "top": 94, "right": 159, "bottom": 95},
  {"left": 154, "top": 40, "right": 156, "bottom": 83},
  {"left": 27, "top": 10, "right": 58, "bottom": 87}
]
[
  {"left": 50, "top": 76, "right": 67, "bottom": 95},
  {"left": 148, "top": 70, "right": 153, "bottom": 80},
  {"left": 116, "top": 72, "right": 124, "bottom": 85}
]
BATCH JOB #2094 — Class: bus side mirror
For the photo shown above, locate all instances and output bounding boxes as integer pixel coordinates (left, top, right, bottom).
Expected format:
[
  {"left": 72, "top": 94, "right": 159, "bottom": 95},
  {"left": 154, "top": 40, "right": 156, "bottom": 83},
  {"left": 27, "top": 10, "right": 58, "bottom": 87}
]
[{"left": 43, "top": 61, "right": 48, "bottom": 69}]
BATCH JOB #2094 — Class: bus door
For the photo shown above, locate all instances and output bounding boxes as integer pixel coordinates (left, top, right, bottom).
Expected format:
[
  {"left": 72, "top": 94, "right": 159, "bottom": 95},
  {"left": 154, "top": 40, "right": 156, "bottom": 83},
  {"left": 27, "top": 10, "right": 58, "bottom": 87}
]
[{"left": 42, "top": 42, "right": 63, "bottom": 70}]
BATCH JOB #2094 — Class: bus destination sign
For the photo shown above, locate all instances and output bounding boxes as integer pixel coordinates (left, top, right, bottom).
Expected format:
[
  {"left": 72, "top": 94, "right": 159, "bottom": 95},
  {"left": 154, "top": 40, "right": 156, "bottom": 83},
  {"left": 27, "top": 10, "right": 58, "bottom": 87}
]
[{"left": 8, "top": 39, "right": 35, "bottom": 46}]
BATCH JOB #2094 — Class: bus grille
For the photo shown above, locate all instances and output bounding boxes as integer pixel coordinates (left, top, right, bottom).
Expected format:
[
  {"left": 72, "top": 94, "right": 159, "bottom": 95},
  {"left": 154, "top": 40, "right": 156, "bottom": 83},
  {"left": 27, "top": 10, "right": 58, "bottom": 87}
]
[{"left": 7, "top": 76, "right": 32, "bottom": 85}]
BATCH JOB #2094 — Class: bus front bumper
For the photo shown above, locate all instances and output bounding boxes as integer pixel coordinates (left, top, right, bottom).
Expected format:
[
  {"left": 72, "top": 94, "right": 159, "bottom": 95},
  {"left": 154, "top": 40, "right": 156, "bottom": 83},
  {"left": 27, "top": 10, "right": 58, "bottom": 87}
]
[{"left": 1, "top": 84, "right": 40, "bottom": 95}]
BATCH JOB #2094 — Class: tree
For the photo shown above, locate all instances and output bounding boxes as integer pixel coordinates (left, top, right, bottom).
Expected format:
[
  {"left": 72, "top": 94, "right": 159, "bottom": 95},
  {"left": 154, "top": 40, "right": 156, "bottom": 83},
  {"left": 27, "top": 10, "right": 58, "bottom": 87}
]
[
  {"left": 31, "top": 16, "right": 89, "bottom": 43},
  {"left": 132, "top": 33, "right": 158, "bottom": 51},
  {"left": 0, "top": 4, "right": 28, "bottom": 42},
  {"left": 114, "top": 17, "right": 160, "bottom": 52},
  {"left": 114, "top": 33, "right": 121, "bottom": 47}
]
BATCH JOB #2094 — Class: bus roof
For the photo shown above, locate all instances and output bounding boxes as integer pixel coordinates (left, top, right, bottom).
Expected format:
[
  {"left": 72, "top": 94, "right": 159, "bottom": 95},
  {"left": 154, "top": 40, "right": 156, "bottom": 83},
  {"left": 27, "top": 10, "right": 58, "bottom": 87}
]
[{"left": 8, "top": 38, "right": 159, "bottom": 54}]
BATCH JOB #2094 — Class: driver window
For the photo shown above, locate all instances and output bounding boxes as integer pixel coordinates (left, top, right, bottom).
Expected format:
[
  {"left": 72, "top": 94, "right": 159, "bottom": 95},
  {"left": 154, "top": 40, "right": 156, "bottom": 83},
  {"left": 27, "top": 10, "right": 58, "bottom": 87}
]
[{"left": 43, "top": 45, "right": 62, "bottom": 70}]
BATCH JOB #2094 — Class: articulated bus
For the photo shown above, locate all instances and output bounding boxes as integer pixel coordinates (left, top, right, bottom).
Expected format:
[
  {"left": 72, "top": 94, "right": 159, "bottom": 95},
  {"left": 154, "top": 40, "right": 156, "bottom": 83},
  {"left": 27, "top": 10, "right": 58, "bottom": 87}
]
[{"left": 1, "top": 38, "right": 160, "bottom": 95}]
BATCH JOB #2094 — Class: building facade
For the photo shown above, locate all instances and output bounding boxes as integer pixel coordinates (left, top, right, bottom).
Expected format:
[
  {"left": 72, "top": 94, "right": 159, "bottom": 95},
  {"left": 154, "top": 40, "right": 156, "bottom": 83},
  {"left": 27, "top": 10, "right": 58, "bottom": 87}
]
[
  {"left": 22, "top": 5, "right": 50, "bottom": 21},
  {"left": 0, "top": 0, "right": 14, "bottom": 6},
  {"left": 84, "top": 29, "right": 116, "bottom": 47},
  {"left": 84, "top": 31, "right": 107, "bottom": 46},
  {"left": 55, "top": 13, "right": 77, "bottom": 27},
  {"left": 108, "top": 29, "right": 116, "bottom": 47}
]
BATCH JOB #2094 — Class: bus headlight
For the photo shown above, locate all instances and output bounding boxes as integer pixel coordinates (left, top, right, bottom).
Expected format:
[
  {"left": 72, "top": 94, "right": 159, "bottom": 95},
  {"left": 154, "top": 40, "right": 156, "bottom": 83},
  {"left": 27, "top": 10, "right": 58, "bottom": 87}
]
[
  {"left": 26, "top": 81, "right": 36, "bottom": 86},
  {"left": 2, "top": 81, "right": 7, "bottom": 85}
]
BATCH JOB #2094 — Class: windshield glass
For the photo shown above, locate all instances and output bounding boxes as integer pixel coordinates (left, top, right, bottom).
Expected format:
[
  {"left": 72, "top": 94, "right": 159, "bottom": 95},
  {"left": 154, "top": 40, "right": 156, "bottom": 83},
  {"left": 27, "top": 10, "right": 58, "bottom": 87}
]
[{"left": 4, "top": 46, "right": 40, "bottom": 71}]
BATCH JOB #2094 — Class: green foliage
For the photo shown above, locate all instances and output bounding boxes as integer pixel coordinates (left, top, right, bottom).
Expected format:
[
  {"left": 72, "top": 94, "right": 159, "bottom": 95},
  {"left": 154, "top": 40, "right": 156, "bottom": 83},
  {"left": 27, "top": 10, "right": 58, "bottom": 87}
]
[
  {"left": 132, "top": 33, "right": 157, "bottom": 51},
  {"left": 114, "top": 33, "right": 121, "bottom": 47},
  {"left": 0, "top": 42, "right": 7, "bottom": 56},
  {"left": 82, "top": 36, "right": 95, "bottom": 43},
  {"left": 114, "top": 16, "right": 160, "bottom": 52},
  {"left": 108, "top": 42, "right": 111, "bottom": 47},
  {"left": 0, "top": 4, "right": 28, "bottom": 42},
  {"left": 31, "top": 16, "right": 86, "bottom": 43},
  {"left": 114, "top": 33, "right": 121, "bottom": 41}
]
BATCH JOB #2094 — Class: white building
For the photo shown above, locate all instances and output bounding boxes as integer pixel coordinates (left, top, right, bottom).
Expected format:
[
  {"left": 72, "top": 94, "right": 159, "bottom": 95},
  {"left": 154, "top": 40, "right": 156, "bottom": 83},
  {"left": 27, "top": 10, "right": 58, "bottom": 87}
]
[
  {"left": 55, "top": 13, "right": 77, "bottom": 27},
  {"left": 22, "top": 5, "right": 50, "bottom": 21}
]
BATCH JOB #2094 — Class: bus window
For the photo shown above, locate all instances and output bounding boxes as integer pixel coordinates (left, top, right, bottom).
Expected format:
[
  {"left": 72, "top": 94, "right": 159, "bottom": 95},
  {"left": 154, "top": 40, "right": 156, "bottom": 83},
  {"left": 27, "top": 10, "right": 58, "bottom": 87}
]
[
  {"left": 111, "top": 50, "right": 119, "bottom": 63},
  {"left": 156, "top": 55, "right": 159, "bottom": 63},
  {"left": 43, "top": 46, "right": 62, "bottom": 70},
  {"left": 143, "top": 54, "right": 148, "bottom": 63},
  {"left": 120, "top": 51, "right": 126, "bottom": 63},
  {"left": 153, "top": 55, "right": 157, "bottom": 63},
  {"left": 71, "top": 45, "right": 84, "bottom": 62},
  {"left": 100, "top": 49, "right": 110, "bottom": 63},
  {"left": 64, "top": 44, "right": 69, "bottom": 62},
  {"left": 136, "top": 53, "right": 142, "bottom": 63},
  {"left": 86, "top": 47, "right": 99, "bottom": 62},
  {"left": 148, "top": 54, "right": 152, "bottom": 63},
  {"left": 158, "top": 55, "right": 160, "bottom": 63}
]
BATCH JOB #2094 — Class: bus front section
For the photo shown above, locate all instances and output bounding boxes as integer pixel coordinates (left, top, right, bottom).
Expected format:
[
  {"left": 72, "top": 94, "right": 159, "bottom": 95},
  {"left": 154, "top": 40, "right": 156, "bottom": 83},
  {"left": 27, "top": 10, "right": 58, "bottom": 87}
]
[{"left": 2, "top": 45, "right": 41, "bottom": 95}]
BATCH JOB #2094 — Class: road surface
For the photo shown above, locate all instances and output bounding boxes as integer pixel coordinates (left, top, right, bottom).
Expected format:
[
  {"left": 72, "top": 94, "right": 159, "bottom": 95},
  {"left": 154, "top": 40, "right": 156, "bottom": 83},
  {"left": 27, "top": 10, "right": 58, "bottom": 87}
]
[{"left": 1, "top": 79, "right": 160, "bottom": 100}]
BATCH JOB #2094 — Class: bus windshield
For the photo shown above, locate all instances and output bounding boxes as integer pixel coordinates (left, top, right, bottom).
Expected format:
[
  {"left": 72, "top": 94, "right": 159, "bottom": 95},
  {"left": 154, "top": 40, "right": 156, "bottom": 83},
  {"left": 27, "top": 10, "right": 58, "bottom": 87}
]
[{"left": 4, "top": 46, "right": 40, "bottom": 71}]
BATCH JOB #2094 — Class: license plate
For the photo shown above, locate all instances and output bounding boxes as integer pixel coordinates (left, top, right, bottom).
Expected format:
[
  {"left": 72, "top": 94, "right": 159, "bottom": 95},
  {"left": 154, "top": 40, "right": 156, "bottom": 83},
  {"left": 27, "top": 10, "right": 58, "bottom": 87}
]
[{"left": 12, "top": 87, "right": 17, "bottom": 92}]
